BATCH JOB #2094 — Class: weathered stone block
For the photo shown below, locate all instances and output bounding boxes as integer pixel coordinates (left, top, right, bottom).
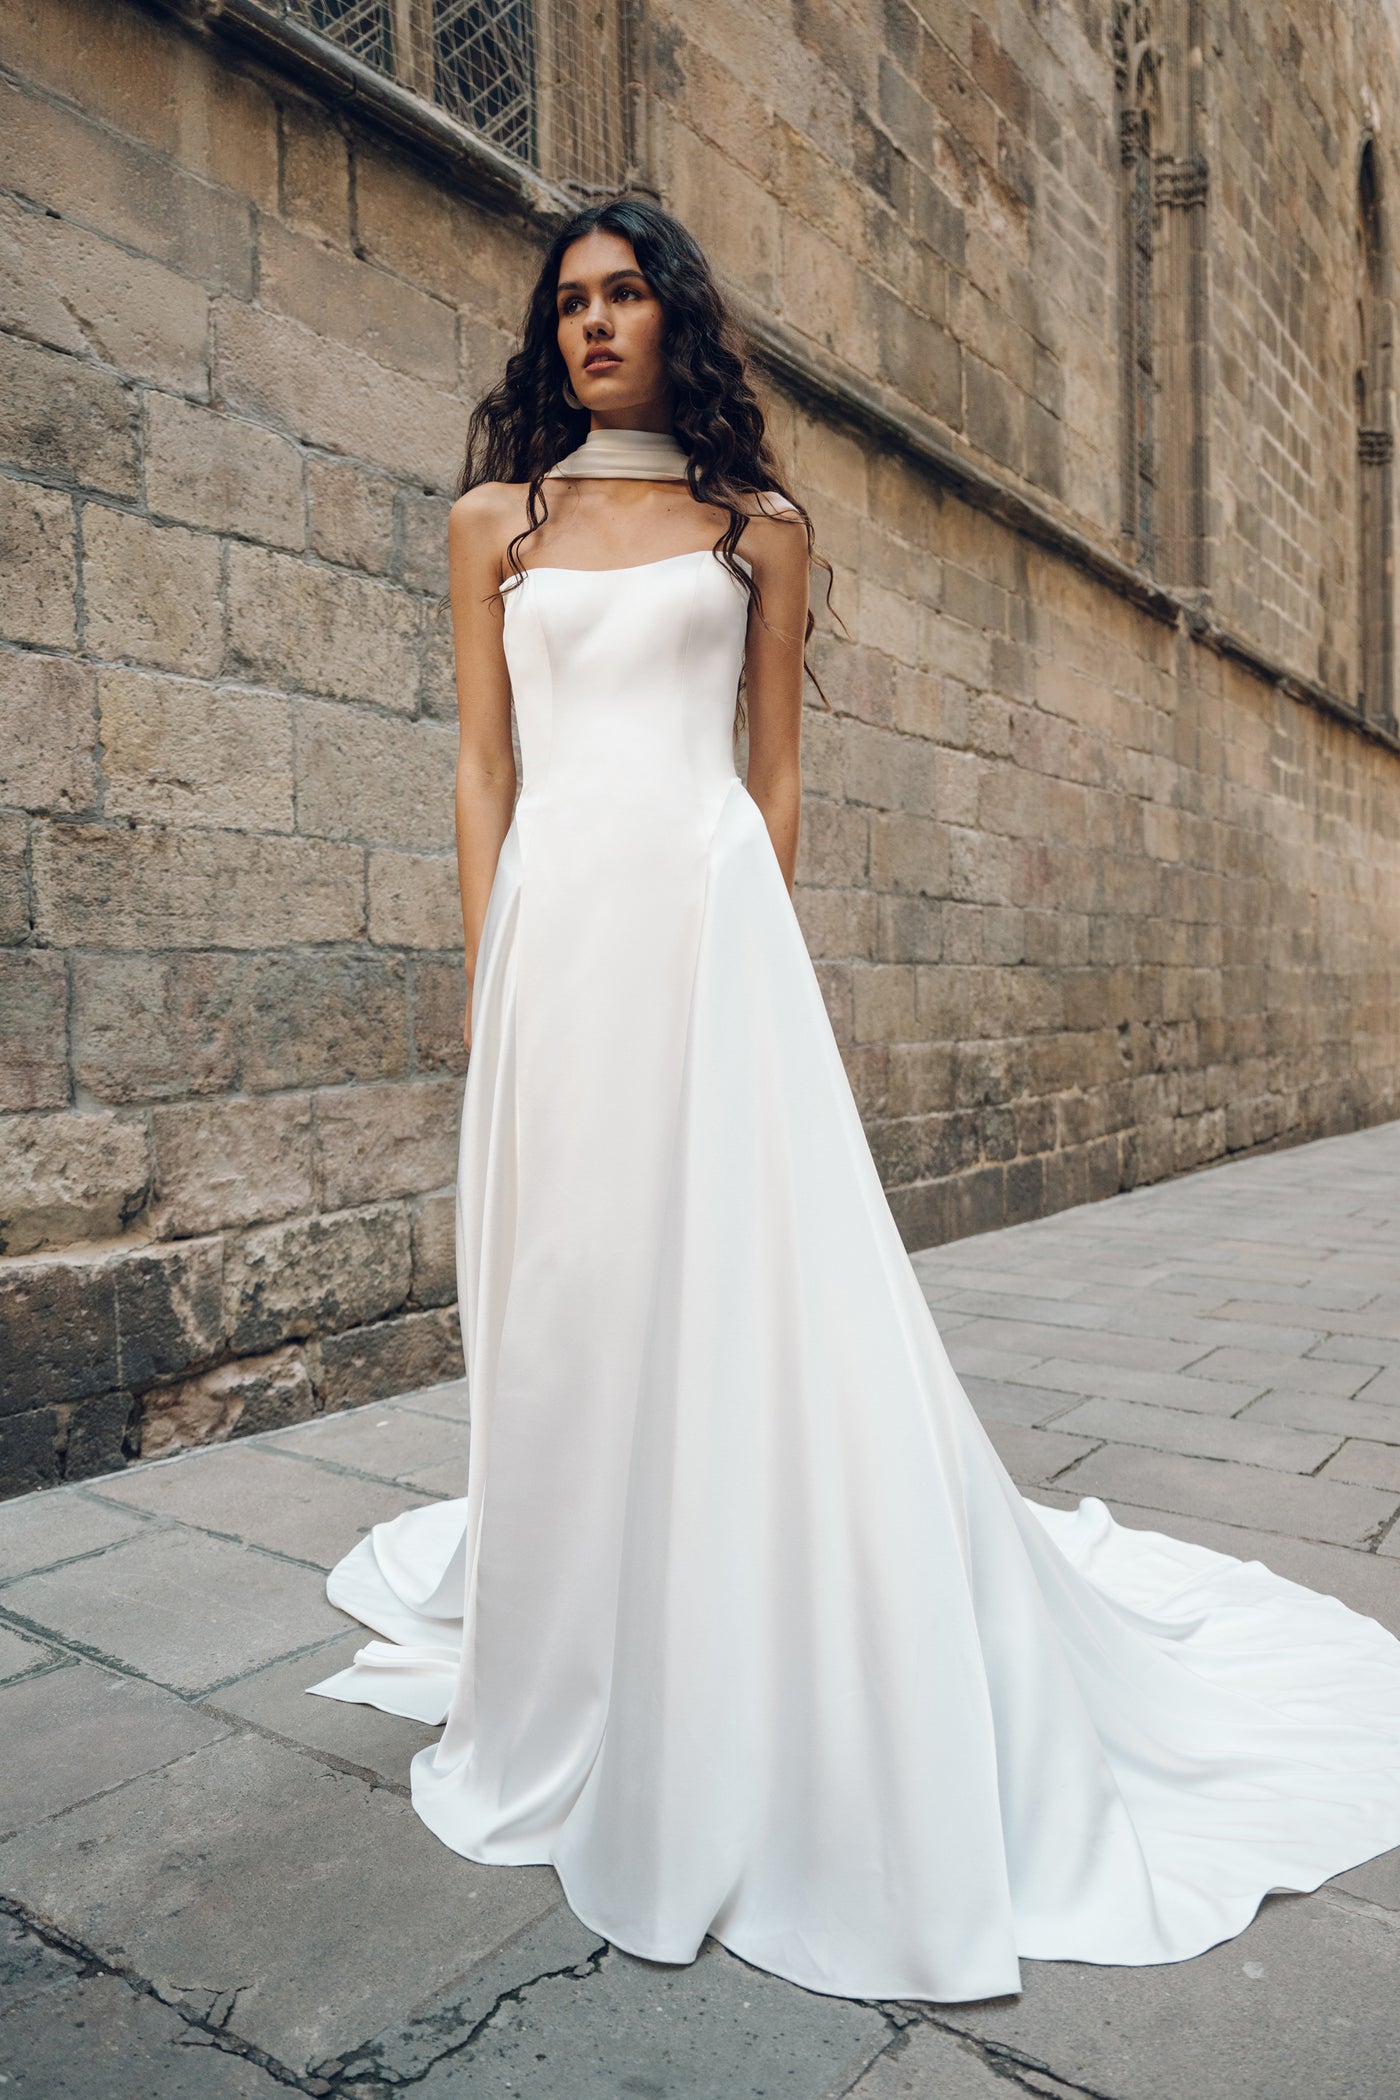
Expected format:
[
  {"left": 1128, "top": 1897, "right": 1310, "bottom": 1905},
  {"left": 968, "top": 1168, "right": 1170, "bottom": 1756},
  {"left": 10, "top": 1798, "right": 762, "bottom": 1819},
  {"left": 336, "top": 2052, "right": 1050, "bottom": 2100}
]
[
  {"left": 315, "top": 1304, "right": 463, "bottom": 1410},
  {"left": 0, "top": 812, "right": 29, "bottom": 944},
  {"left": 114, "top": 1237, "right": 225, "bottom": 1390},
  {"left": 0, "top": 192, "right": 210, "bottom": 395},
  {"left": 410, "top": 956, "right": 471, "bottom": 1075},
  {"left": 295, "top": 697, "right": 456, "bottom": 849},
  {"left": 0, "top": 333, "right": 139, "bottom": 496},
  {"left": 214, "top": 298, "right": 461, "bottom": 489},
  {"left": 0, "top": 1405, "right": 66, "bottom": 1494},
  {"left": 33, "top": 824, "right": 365, "bottom": 948},
  {"left": 259, "top": 218, "right": 458, "bottom": 385},
  {"left": 80, "top": 508, "right": 222, "bottom": 675},
  {"left": 57, "top": 1385, "right": 138, "bottom": 1481},
  {"left": 278, "top": 94, "right": 352, "bottom": 242},
  {"left": 366, "top": 847, "right": 463, "bottom": 949},
  {"left": 0, "top": 951, "right": 68, "bottom": 1111},
  {"left": 308, "top": 455, "right": 394, "bottom": 573},
  {"left": 0, "top": 1256, "right": 116, "bottom": 1414},
  {"left": 70, "top": 950, "right": 242, "bottom": 1103},
  {"left": 397, "top": 489, "right": 452, "bottom": 595},
  {"left": 410, "top": 1188, "right": 458, "bottom": 1307},
  {"left": 0, "top": 1108, "right": 150, "bottom": 1257},
  {"left": 241, "top": 950, "right": 409, "bottom": 1090},
  {"left": 144, "top": 394, "right": 303, "bottom": 547},
  {"left": 222, "top": 1203, "right": 412, "bottom": 1354},
  {"left": 0, "top": 649, "right": 96, "bottom": 814},
  {"left": 0, "top": 82, "right": 254, "bottom": 297},
  {"left": 225, "top": 540, "right": 419, "bottom": 708},
  {"left": 0, "top": 478, "right": 77, "bottom": 649},
  {"left": 315, "top": 1074, "right": 461, "bottom": 1209},
  {"left": 98, "top": 669, "right": 294, "bottom": 830},
  {"left": 151, "top": 1093, "right": 314, "bottom": 1237},
  {"left": 137, "top": 1344, "right": 316, "bottom": 1459}
]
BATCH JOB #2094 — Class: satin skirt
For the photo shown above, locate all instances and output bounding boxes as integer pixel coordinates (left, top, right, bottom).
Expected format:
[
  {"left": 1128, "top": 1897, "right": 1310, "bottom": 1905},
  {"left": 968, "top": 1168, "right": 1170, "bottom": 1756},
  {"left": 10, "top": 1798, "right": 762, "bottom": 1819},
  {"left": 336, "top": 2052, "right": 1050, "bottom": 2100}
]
[{"left": 310, "top": 777, "right": 1400, "bottom": 2004}]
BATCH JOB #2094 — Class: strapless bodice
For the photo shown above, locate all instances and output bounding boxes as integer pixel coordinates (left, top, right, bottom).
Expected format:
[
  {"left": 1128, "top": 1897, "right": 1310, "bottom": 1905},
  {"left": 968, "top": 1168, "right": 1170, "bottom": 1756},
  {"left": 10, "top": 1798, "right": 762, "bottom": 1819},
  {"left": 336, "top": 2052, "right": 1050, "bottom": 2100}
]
[{"left": 501, "top": 548, "right": 749, "bottom": 828}]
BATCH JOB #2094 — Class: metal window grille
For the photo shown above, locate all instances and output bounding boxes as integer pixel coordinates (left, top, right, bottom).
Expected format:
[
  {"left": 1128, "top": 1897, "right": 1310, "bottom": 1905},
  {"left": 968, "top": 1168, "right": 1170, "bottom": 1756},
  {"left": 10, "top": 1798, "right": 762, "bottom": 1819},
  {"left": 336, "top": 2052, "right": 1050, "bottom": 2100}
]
[{"left": 280, "top": 0, "right": 628, "bottom": 192}]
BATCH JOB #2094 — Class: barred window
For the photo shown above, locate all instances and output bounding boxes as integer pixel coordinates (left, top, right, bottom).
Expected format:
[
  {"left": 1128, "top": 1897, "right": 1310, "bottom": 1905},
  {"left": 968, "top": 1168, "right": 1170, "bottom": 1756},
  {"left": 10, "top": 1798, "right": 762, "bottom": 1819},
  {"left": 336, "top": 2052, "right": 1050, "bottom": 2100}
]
[{"left": 280, "top": 0, "right": 630, "bottom": 193}]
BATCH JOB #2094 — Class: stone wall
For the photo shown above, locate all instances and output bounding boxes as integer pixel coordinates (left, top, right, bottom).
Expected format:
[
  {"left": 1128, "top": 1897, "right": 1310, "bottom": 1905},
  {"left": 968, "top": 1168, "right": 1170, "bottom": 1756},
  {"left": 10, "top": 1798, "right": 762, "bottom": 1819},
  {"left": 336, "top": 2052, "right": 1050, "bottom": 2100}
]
[{"left": 3, "top": 0, "right": 1398, "bottom": 1495}]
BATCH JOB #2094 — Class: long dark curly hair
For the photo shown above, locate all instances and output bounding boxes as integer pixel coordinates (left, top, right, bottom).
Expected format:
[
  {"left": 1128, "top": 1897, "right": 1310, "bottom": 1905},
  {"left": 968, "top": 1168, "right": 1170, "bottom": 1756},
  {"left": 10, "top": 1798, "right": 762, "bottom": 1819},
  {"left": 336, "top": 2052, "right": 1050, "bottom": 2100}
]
[{"left": 456, "top": 195, "right": 840, "bottom": 717}]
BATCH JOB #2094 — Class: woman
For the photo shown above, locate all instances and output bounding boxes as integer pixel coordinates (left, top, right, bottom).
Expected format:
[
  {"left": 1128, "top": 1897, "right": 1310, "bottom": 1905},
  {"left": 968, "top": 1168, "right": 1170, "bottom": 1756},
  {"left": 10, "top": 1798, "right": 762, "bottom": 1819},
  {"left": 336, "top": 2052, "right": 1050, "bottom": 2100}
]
[{"left": 310, "top": 198, "right": 1400, "bottom": 2004}]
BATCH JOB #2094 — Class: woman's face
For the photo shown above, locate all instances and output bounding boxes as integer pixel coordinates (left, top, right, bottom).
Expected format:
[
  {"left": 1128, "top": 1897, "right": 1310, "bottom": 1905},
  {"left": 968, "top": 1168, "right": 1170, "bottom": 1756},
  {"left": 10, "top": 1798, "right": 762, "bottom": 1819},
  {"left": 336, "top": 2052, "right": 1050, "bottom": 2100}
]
[{"left": 555, "top": 229, "right": 669, "bottom": 424}]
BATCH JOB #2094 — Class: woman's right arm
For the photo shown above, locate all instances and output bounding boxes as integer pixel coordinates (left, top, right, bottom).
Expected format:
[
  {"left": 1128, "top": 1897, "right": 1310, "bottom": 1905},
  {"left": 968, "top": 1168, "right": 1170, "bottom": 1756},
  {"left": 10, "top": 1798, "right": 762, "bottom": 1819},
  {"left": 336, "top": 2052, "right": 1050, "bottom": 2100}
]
[{"left": 448, "top": 485, "right": 517, "bottom": 1050}]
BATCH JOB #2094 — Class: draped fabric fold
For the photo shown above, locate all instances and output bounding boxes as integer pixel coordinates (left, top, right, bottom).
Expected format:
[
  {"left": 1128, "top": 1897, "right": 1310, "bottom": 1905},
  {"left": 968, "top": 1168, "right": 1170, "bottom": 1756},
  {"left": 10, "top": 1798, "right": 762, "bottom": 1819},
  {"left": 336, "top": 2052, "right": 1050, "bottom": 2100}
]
[{"left": 310, "top": 540, "right": 1400, "bottom": 2004}]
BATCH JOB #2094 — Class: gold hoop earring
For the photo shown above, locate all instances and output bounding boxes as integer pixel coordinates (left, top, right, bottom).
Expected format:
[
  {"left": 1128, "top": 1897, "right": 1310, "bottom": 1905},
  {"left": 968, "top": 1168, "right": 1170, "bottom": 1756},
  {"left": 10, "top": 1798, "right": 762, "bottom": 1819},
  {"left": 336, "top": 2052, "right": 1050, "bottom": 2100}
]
[{"left": 562, "top": 379, "right": 583, "bottom": 410}]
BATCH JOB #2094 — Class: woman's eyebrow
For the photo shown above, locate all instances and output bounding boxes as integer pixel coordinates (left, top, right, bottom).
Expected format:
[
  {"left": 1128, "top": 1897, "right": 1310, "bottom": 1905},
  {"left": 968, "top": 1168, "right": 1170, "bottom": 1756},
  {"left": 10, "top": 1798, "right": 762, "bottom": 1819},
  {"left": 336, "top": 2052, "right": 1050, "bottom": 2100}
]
[{"left": 556, "top": 269, "right": 647, "bottom": 295}]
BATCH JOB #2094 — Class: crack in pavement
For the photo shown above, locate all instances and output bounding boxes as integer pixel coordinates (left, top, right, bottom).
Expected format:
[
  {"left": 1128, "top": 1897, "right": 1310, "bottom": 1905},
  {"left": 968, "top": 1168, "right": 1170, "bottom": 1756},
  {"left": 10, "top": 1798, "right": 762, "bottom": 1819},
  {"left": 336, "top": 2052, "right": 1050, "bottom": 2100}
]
[
  {"left": 922, "top": 2012, "right": 1131, "bottom": 2100},
  {"left": 0, "top": 1894, "right": 314, "bottom": 2093},
  {"left": 323, "top": 1937, "right": 612, "bottom": 2093}
]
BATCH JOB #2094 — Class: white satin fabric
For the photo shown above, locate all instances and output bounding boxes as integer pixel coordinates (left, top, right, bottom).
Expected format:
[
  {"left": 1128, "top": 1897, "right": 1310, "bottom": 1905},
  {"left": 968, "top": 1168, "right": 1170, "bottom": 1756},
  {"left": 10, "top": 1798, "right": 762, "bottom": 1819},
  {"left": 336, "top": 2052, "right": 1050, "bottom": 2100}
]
[{"left": 310, "top": 546, "right": 1400, "bottom": 2004}]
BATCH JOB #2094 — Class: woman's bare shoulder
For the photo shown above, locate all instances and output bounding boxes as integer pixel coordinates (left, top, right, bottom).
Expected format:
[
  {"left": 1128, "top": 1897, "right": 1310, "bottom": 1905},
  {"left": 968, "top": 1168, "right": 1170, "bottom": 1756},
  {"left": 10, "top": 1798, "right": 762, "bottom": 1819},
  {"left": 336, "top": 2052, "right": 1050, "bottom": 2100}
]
[{"left": 449, "top": 481, "right": 538, "bottom": 578}]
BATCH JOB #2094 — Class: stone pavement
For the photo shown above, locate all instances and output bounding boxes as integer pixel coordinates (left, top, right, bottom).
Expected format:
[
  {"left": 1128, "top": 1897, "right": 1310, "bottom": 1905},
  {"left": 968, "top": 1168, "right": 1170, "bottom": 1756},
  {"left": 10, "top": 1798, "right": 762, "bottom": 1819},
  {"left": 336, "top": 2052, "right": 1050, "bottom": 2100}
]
[{"left": 3, "top": 1120, "right": 1399, "bottom": 2100}]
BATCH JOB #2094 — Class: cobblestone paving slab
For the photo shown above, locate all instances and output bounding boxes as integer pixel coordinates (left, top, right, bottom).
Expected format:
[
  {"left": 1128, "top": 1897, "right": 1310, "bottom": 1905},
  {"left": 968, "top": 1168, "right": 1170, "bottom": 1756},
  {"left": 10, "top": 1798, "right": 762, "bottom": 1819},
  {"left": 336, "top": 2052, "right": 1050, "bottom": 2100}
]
[
  {"left": 0, "top": 1122, "right": 1397, "bottom": 2098},
  {"left": 0, "top": 1913, "right": 288, "bottom": 2099}
]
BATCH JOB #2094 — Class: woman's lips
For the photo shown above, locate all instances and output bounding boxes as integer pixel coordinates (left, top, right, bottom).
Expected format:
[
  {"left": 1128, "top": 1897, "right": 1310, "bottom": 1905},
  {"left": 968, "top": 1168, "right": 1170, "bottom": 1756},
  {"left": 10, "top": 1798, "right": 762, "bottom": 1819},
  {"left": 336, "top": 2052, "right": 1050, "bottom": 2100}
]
[{"left": 583, "top": 354, "right": 621, "bottom": 372}]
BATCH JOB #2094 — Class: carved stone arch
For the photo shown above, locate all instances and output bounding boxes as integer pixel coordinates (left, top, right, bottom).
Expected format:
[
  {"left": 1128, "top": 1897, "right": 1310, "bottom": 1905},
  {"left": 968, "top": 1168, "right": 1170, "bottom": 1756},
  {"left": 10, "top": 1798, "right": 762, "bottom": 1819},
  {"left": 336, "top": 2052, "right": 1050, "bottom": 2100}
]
[{"left": 1357, "top": 135, "right": 1396, "bottom": 729}]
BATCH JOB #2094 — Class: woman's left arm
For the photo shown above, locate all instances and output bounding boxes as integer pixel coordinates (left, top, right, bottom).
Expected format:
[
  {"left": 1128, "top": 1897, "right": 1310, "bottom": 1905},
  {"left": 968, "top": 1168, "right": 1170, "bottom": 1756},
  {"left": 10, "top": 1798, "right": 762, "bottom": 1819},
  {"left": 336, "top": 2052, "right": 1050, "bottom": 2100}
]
[{"left": 741, "top": 509, "right": 810, "bottom": 896}]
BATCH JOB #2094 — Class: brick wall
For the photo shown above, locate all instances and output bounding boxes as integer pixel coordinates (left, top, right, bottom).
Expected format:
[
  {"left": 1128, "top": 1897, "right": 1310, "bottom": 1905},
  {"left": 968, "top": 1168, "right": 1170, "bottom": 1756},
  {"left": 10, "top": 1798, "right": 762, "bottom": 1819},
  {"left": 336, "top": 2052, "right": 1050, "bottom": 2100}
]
[{"left": 2, "top": 0, "right": 1399, "bottom": 1495}]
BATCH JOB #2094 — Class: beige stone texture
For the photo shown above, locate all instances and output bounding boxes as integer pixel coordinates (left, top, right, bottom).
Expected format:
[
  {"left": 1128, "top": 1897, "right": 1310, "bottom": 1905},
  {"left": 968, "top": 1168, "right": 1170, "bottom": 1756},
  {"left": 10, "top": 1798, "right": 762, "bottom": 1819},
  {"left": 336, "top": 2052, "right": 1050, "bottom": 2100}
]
[
  {"left": 0, "top": 812, "right": 31, "bottom": 945},
  {"left": 98, "top": 669, "right": 294, "bottom": 832},
  {"left": 0, "top": 331, "right": 140, "bottom": 498},
  {"left": 0, "top": 1108, "right": 151, "bottom": 1257},
  {"left": 308, "top": 457, "right": 395, "bottom": 575},
  {"left": 258, "top": 219, "right": 459, "bottom": 387},
  {"left": 81, "top": 508, "right": 222, "bottom": 675},
  {"left": 225, "top": 541, "right": 420, "bottom": 709},
  {"left": 70, "top": 952, "right": 243, "bottom": 1106},
  {"left": 0, "top": 951, "right": 69, "bottom": 1112},
  {"left": 0, "top": 84, "right": 254, "bottom": 299},
  {"left": 0, "top": 650, "right": 97, "bottom": 814},
  {"left": 214, "top": 300, "right": 462, "bottom": 490},
  {"left": 367, "top": 849, "right": 463, "bottom": 951},
  {"left": 144, "top": 394, "right": 303, "bottom": 548},
  {"left": 278, "top": 95, "right": 353, "bottom": 244},
  {"left": 0, "top": 480, "right": 77, "bottom": 650},
  {"left": 150, "top": 1092, "right": 314, "bottom": 1237},
  {"left": 32, "top": 825, "right": 365, "bottom": 949},
  {"left": 0, "top": 193, "right": 210, "bottom": 397},
  {"left": 295, "top": 698, "right": 457, "bottom": 851},
  {"left": 139, "top": 1344, "right": 315, "bottom": 1460},
  {"left": 315, "top": 1077, "right": 462, "bottom": 1209}
]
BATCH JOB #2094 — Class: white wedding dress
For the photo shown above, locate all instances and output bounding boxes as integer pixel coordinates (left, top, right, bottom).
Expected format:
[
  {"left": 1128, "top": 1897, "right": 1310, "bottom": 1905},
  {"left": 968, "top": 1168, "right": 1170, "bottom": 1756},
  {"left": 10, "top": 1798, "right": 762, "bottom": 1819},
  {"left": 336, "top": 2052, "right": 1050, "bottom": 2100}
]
[{"left": 310, "top": 522, "right": 1400, "bottom": 2004}]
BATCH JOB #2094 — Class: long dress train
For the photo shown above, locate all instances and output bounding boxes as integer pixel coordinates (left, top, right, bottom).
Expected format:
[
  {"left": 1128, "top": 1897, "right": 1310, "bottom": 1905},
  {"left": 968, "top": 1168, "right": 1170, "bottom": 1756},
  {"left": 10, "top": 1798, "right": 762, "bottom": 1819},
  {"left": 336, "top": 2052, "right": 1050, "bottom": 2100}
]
[{"left": 308, "top": 542, "right": 1400, "bottom": 2005}]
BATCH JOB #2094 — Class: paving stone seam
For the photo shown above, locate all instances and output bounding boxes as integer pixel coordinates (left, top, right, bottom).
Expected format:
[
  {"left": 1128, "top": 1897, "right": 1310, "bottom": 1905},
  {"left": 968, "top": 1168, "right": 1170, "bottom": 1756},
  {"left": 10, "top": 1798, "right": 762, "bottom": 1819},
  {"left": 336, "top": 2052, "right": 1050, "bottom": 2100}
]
[
  {"left": 0, "top": 1892, "right": 318, "bottom": 2094},
  {"left": 0, "top": 1731, "right": 232, "bottom": 1849},
  {"left": 76, "top": 1486, "right": 363, "bottom": 1577},
  {"left": 193, "top": 1695, "right": 414, "bottom": 1799},
  {"left": 0, "top": 1594, "right": 352, "bottom": 1702},
  {"left": 0, "top": 1505, "right": 174, "bottom": 1591}
]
